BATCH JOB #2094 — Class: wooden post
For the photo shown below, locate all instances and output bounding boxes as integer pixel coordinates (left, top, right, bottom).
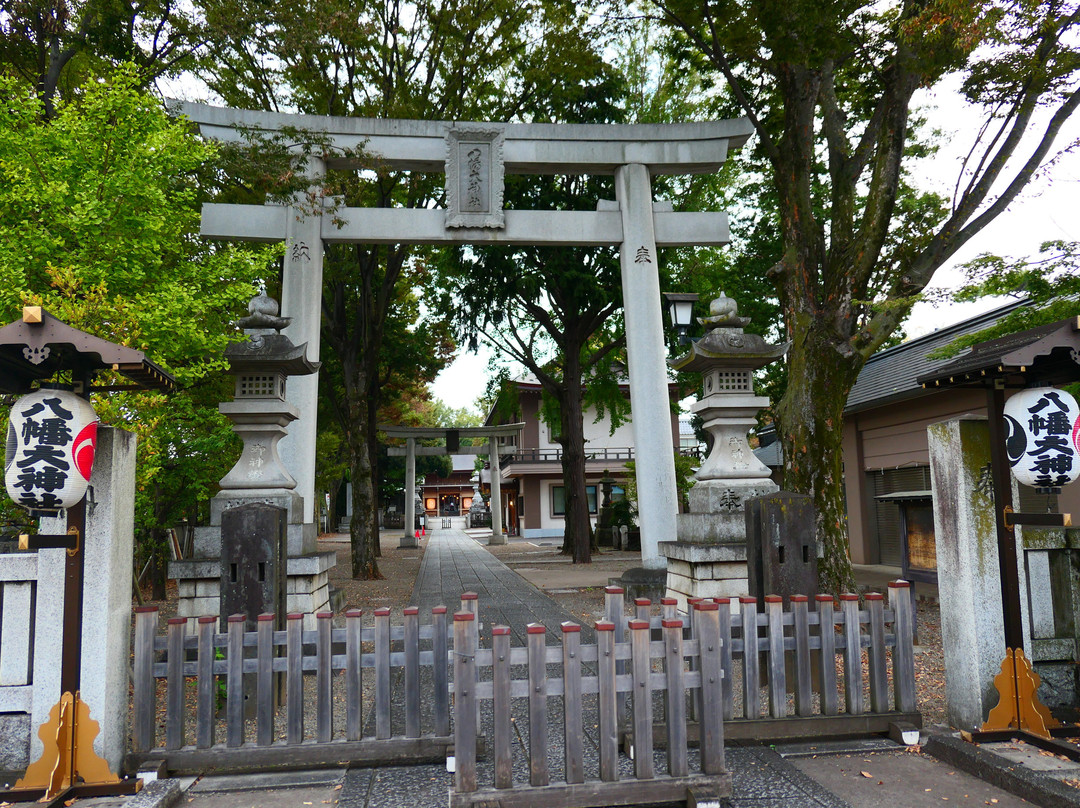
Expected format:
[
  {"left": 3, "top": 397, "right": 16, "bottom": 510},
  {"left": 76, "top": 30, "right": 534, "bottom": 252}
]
[
  {"left": 404, "top": 606, "right": 420, "bottom": 738},
  {"left": 195, "top": 616, "right": 216, "bottom": 749},
  {"left": 635, "top": 597, "right": 651, "bottom": 625},
  {"left": 791, "top": 596, "right": 813, "bottom": 718},
  {"left": 661, "top": 597, "right": 677, "bottom": 622},
  {"left": 316, "top": 611, "right": 333, "bottom": 743},
  {"left": 629, "top": 618, "right": 654, "bottom": 780},
  {"left": 492, "top": 625, "right": 513, "bottom": 790},
  {"left": 461, "top": 593, "right": 480, "bottom": 729},
  {"left": 686, "top": 598, "right": 702, "bottom": 723},
  {"left": 344, "top": 610, "right": 363, "bottom": 742},
  {"left": 433, "top": 606, "right": 450, "bottom": 736},
  {"left": 286, "top": 613, "right": 304, "bottom": 744},
  {"left": 695, "top": 601, "right": 726, "bottom": 775},
  {"left": 604, "top": 586, "right": 628, "bottom": 729},
  {"left": 527, "top": 623, "right": 549, "bottom": 787},
  {"left": 132, "top": 606, "right": 158, "bottom": 753},
  {"left": 840, "top": 594, "right": 864, "bottom": 715},
  {"left": 453, "top": 610, "right": 477, "bottom": 794},
  {"left": 257, "top": 613, "right": 275, "bottom": 746},
  {"left": 740, "top": 596, "right": 760, "bottom": 719},
  {"left": 165, "top": 617, "right": 186, "bottom": 750},
  {"left": 562, "top": 622, "right": 584, "bottom": 785},
  {"left": 375, "top": 607, "right": 391, "bottom": 740},
  {"left": 865, "top": 593, "right": 888, "bottom": 713},
  {"left": 226, "top": 614, "right": 245, "bottom": 748},
  {"left": 715, "top": 598, "right": 733, "bottom": 721},
  {"left": 663, "top": 616, "right": 688, "bottom": 778},
  {"left": 595, "top": 620, "right": 618, "bottom": 782},
  {"left": 816, "top": 595, "right": 839, "bottom": 716},
  {"left": 765, "top": 596, "right": 786, "bottom": 718},
  {"left": 889, "top": 581, "right": 917, "bottom": 713}
]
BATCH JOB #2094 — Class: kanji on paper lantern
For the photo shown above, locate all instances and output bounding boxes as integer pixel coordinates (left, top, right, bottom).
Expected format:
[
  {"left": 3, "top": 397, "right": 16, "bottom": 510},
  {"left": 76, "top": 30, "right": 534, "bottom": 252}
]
[
  {"left": 1002, "top": 386, "right": 1080, "bottom": 489},
  {"left": 4, "top": 388, "right": 98, "bottom": 513}
]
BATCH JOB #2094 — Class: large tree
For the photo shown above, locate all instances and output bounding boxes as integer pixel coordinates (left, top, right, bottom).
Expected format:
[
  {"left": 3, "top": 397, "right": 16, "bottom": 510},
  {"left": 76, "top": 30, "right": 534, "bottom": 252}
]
[
  {"left": 0, "top": 0, "right": 201, "bottom": 118},
  {"left": 655, "top": 0, "right": 1080, "bottom": 590},
  {"left": 0, "top": 68, "right": 268, "bottom": 574}
]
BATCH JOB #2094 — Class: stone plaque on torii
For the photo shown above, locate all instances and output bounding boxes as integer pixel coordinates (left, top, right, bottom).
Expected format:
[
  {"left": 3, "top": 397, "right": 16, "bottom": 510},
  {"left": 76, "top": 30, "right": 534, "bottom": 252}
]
[{"left": 177, "top": 101, "right": 753, "bottom": 570}]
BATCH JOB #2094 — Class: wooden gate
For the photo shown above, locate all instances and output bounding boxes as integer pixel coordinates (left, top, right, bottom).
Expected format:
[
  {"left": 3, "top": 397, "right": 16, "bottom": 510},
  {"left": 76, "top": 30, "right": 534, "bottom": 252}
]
[{"left": 130, "top": 603, "right": 454, "bottom": 772}]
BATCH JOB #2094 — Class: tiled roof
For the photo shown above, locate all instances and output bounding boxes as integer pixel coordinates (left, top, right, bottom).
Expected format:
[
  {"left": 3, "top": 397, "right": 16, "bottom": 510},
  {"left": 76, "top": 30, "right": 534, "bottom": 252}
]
[{"left": 844, "top": 299, "right": 1028, "bottom": 413}]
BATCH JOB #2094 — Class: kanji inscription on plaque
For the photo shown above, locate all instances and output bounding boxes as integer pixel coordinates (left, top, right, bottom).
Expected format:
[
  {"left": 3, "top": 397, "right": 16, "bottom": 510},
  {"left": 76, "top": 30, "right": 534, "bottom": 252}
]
[{"left": 445, "top": 125, "right": 505, "bottom": 229}]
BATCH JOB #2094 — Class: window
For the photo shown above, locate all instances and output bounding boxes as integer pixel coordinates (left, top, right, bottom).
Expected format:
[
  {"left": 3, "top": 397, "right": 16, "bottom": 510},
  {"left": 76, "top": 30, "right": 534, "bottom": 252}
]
[{"left": 551, "top": 485, "right": 598, "bottom": 516}]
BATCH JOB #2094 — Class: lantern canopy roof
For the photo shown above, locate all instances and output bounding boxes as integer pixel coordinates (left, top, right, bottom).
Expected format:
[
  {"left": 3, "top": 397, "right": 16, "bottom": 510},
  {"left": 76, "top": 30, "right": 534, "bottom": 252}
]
[
  {"left": 0, "top": 307, "right": 175, "bottom": 393},
  {"left": 224, "top": 292, "right": 319, "bottom": 376},
  {"left": 916, "top": 315, "right": 1080, "bottom": 390},
  {"left": 669, "top": 292, "right": 789, "bottom": 373}
]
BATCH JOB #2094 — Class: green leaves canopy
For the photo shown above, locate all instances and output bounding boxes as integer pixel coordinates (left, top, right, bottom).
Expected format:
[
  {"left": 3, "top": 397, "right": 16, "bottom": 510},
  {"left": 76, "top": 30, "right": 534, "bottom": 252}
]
[{"left": 0, "top": 67, "right": 272, "bottom": 535}]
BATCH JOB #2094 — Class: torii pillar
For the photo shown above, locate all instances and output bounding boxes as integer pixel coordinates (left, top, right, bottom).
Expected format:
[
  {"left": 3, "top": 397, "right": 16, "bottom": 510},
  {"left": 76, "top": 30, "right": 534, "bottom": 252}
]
[{"left": 277, "top": 158, "right": 324, "bottom": 551}]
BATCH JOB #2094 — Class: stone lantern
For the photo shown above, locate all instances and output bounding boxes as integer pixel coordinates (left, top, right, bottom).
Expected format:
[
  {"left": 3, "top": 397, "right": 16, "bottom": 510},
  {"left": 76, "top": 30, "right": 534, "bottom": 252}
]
[
  {"left": 659, "top": 292, "right": 789, "bottom": 610},
  {"left": 215, "top": 292, "right": 318, "bottom": 503},
  {"left": 171, "top": 293, "right": 337, "bottom": 630}
]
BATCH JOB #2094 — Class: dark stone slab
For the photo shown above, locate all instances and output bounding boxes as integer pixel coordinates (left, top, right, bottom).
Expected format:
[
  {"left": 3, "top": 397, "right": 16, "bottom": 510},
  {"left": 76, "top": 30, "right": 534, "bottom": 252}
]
[
  {"left": 745, "top": 492, "right": 818, "bottom": 601},
  {"left": 219, "top": 503, "right": 287, "bottom": 630}
]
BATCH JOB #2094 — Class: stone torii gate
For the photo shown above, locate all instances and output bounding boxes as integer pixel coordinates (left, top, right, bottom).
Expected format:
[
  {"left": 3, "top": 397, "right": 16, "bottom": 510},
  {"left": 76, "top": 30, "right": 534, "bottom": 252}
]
[
  {"left": 178, "top": 101, "right": 753, "bottom": 569},
  {"left": 381, "top": 424, "right": 524, "bottom": 547}
]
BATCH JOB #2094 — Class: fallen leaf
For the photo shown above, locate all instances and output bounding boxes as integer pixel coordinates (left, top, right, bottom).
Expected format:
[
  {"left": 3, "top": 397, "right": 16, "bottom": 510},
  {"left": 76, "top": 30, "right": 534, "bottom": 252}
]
[{"left": 860, "top": 771, "right": 873, "bottom": 778}]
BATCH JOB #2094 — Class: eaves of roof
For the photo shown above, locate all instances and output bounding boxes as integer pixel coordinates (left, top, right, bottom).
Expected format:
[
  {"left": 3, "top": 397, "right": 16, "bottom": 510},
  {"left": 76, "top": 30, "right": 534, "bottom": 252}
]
[{"left": 844, "top": 298, "right": 1028, "bottom": 415}]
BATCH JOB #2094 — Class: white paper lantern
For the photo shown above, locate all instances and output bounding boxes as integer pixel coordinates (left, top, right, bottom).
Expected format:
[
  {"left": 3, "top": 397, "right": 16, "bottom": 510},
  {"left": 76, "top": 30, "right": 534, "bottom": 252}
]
[
  {"left": 1002, "top": 386, "right": 1080, "bottom": 489},
  {"left": 4, "top": 388, "right": 99, "bottom": 513}
]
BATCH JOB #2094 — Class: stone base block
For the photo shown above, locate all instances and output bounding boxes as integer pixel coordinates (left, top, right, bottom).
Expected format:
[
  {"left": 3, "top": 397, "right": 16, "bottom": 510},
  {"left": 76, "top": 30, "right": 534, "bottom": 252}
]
[
  {"left": 1035, "top": 662, "right": 1078, "bottom": 708},
  {"left": 0, "top": 712, "right": 30, "bottom": 770},
  {"left": 193, "top": 519, "right": 314, "bottom": 558},
  {"left": 661, "top": 540, "right": 749, "bottom": 614},
  {"left": 173, "top": 551, "right": 336, "bottom": 630},
  {"left": 687, "top": 478, "right": 778, "bottom": 515}
]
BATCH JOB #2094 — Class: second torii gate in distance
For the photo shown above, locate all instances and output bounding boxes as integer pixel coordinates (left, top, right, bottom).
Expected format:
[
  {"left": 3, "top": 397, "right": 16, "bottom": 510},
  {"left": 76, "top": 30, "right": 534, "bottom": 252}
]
[
  {"left": 178, "top": 101, "right": 753, "bottom": 569},
  {"left": 381, "top": 424, "right": 524, "bottom": 547}
]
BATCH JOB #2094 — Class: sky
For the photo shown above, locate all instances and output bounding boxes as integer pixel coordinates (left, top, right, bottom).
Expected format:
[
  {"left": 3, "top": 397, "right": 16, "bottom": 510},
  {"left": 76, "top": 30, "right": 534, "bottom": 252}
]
[{"left": 430, "top": 82, "right": 1080, "bottom": 414}]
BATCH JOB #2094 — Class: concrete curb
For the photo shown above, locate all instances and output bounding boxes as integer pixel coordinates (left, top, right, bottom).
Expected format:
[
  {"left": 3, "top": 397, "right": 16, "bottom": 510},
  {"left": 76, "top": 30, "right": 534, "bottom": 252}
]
[
  {"left": 924, "top": 732, "right": 1080, "bottom": 808},
  {"left": 125, "top": 778, "right": 183, "bottom": 808}
]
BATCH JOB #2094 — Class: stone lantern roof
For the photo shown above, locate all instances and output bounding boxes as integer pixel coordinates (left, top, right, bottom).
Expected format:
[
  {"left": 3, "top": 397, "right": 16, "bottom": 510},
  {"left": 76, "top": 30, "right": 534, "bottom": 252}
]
[
  {"left": 224, "top": 292, "right": 319, "bottom": 377},
  {"left": 669, "top": 292, "right": 789, "bottom": 373}
]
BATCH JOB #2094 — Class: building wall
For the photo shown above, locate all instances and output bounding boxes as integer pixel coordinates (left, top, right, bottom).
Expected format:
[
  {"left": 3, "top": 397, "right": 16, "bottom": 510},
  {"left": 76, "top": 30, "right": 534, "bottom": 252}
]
[{"left": 844, "top": 388, "right": 1080, "bottom": 566}]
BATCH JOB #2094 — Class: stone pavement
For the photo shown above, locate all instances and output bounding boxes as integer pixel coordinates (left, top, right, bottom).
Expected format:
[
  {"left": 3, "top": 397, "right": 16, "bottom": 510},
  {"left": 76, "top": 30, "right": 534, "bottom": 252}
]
[{"left": 98, "top": 527, "right": 1075, "bottom": 808}]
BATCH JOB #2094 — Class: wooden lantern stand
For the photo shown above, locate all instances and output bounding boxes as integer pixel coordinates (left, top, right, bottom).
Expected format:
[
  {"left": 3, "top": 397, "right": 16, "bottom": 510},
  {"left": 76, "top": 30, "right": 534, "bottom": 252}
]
[{"left": 0, "top": 307, "right": 174, "bottom": 805}]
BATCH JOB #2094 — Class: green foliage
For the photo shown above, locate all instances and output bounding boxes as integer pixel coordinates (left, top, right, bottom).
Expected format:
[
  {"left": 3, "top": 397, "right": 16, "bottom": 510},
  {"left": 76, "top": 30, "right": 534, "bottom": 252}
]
[
  {"left": 0, "top": 67, "right": 271, "bottom": 543},
  {"left": 618, "top": 455, "right": 696, "bottom": 527},
  {"left": 0, "top": 0, "right": 201, "bottom": 118},
  {"left": 929, "top": 241, "right": 1080, "bottom": 359}
]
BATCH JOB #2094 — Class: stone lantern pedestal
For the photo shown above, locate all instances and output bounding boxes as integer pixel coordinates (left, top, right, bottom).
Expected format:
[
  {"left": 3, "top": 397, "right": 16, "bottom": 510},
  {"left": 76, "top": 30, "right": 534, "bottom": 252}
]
[
  {"left": 660, "top": 293, "right": 788, "bottom": 612},
  {"left": 170, "top": 294, "right": 337, "bottom": 630}
]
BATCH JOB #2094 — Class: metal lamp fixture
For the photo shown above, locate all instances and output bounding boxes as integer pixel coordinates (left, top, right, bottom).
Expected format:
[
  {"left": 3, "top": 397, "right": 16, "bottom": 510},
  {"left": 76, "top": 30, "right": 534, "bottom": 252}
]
[{"left": 663, "top": 292, "right": 699, "bottom": 345}]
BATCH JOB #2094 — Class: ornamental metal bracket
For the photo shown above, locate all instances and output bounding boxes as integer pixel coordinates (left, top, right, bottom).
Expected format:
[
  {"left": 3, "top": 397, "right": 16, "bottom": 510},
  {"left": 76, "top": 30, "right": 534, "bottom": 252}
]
[
  {"left": 17, "top": 525, "right": 80, "bottom": 553},
  {"left": 1002, "top": 505, "right": 1072, "bottom": 531}
]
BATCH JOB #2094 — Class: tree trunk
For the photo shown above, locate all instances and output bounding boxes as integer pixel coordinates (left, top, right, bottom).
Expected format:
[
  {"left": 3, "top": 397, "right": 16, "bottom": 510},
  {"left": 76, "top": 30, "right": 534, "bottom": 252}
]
[
  {"left": 556, "top": 353, "right": 592, "bottom": 564},
  {"left": 344, "top": 357, "right": 382, "bottom": 580},
  {"left": 774, "top": 311, "right": 862, "bottom": 594}
]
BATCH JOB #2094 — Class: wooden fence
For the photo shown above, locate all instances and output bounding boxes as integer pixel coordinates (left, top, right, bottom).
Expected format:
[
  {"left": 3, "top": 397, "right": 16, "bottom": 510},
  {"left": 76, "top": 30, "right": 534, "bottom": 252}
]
[
  {"left": 130, "top": 583, "right": 918, "bottom": 788},
  {"left": 618, "top": 581, "right": 921, "bottom": 744},
  {"left": 450, "top": 606, "right": 730, "bottom": 808},
  {"left": 130, "top": 603, "right": 455, "bottom": 772}
]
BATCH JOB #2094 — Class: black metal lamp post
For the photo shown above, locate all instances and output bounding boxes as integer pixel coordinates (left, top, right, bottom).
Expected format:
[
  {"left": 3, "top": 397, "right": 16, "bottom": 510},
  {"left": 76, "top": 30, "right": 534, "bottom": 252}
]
[{"left": 663, "top": 292, "right": 699, "bottom": 346}]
